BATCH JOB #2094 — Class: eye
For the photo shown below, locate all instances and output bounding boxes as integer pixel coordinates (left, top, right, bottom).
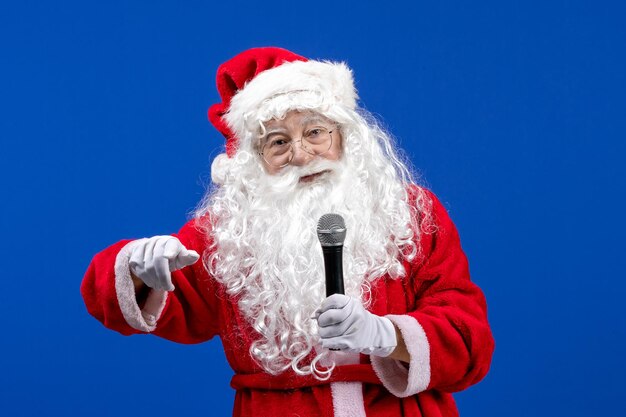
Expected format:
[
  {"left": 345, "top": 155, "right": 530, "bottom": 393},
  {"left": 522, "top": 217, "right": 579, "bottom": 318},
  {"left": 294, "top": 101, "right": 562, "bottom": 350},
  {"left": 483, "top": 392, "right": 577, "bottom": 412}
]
[
  {"left": 306, "top": 128, "right": 324, "bottom": 138},
  {"left": 267, "top": 137, "right": 291, "bottom": 148}
]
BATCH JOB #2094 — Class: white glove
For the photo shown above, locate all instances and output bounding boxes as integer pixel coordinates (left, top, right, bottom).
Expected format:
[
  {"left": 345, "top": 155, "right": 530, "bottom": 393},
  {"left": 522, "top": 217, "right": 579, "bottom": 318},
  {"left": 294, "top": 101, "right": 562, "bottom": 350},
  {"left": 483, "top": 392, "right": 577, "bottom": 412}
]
[
  {"left": 315, "top": 294, "right": 397, "bottom": 357},
  {"left": 129, "top": 236, "right": 200, "bottom": 291}
]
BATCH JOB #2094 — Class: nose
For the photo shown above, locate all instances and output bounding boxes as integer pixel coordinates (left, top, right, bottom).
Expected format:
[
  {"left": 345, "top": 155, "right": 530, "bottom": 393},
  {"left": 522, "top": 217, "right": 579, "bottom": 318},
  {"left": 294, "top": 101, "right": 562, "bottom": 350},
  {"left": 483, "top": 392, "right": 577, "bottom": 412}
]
[{"left": 289, "top": 140, "right": 314, "bottom": 166}]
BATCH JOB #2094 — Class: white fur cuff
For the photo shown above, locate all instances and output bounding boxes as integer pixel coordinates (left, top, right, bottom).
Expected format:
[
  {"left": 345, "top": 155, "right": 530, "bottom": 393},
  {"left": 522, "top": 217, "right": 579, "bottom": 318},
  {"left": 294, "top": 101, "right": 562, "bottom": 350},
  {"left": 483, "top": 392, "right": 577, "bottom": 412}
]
[
  {"left": 370, "top": 314, "right": 431, "bottom": 397},
  {"left": 114, "top": 239, "right": 168, "bottom": 332}
]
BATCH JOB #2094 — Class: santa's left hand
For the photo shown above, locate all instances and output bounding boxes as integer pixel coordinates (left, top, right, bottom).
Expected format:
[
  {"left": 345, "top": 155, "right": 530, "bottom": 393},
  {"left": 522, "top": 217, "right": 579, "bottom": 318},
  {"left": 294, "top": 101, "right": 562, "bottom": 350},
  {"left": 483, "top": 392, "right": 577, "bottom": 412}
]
[{"left": 315, "top": 294, "right": 397, "bottom": 357}]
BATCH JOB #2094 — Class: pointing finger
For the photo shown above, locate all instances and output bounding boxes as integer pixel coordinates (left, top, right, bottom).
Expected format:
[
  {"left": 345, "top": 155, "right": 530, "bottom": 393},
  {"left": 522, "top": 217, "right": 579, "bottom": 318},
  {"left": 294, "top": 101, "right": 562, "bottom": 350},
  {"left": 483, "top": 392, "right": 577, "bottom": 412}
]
[
  {"left": 182, "top": 250, "right": 200, "bottom": 264},
  {"left": 171, "top": 249, "right": 200, "bottom": 271}
]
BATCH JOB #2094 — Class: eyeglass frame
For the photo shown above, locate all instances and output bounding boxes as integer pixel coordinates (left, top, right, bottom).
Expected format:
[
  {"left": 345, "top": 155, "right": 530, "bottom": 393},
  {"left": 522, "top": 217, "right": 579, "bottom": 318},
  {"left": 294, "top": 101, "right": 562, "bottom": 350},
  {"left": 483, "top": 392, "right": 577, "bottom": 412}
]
[{"left": 257, "top": 124, "right": 338, "bottom": 168}]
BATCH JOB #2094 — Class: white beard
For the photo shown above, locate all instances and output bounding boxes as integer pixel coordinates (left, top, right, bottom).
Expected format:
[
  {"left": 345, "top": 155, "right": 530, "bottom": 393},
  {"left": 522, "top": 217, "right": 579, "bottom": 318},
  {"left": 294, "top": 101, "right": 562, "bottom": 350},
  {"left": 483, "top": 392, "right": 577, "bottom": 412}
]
[
  {"left": 198, "top": 117, "right": 424, "bottom": 379},
  {"left": 203, "top": 156, "right": 416, "bottom": 379}
]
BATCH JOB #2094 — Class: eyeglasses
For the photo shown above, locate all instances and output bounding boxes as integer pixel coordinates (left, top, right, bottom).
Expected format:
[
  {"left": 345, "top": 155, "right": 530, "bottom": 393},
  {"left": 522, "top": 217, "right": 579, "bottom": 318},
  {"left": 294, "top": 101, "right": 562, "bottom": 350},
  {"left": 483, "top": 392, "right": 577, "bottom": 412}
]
[{"left": 259, "top": 126, "right": 335, "bottom": 168}]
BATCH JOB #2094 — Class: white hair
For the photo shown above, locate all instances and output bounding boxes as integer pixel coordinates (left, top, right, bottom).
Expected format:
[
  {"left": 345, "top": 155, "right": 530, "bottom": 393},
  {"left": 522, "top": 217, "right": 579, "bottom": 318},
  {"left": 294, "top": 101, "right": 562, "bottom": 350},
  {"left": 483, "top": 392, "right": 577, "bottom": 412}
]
[{"left": 194, "top": 103, "right": 433, "bottom": 379}]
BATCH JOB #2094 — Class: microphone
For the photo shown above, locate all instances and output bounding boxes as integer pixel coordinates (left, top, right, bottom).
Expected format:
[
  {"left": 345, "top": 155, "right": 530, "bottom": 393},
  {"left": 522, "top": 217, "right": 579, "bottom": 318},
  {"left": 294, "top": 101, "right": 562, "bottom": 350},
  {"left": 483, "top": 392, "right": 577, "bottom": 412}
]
[{"left": 316, "top": 214, "right": 346, "bottom": 297}]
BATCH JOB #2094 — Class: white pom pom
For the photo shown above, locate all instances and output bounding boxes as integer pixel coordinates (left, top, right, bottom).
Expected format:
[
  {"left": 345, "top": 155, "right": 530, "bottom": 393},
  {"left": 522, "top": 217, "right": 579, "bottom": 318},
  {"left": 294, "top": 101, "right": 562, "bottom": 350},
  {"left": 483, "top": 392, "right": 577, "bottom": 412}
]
[{"left": 211, "top": 153, "right": 231, "bottom": 185}]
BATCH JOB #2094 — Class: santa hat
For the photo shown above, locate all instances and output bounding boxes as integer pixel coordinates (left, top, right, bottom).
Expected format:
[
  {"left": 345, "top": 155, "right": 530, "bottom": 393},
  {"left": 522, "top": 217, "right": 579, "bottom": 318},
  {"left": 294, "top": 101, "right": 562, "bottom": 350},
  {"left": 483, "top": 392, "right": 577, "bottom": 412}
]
[{"left": 208, "top": 47, "right": 357, "bottom": 184}]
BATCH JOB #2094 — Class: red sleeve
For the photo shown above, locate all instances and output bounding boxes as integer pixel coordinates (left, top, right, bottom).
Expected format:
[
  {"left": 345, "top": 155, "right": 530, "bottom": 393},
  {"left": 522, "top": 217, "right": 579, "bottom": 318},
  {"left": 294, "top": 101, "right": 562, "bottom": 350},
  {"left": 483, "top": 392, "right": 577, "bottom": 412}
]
[
  {"left": 80, "top": 218, "right": 221, "bottom": 344},
  {"left": 411, "top": 189, "right": 494, "bottom": 391},
  {"left": 81, "top": 239, "right": 142, "bottom": 336},
  {"left": 371, "top": 188, "right": 494, "bottom": 396}
]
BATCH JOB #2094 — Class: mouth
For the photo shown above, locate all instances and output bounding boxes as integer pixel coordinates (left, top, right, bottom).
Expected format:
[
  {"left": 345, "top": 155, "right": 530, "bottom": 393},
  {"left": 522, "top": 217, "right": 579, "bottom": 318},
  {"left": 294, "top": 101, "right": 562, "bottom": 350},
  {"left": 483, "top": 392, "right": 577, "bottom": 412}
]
[{"left": 299, "top": 170, "right": 330, "bottom": 183}]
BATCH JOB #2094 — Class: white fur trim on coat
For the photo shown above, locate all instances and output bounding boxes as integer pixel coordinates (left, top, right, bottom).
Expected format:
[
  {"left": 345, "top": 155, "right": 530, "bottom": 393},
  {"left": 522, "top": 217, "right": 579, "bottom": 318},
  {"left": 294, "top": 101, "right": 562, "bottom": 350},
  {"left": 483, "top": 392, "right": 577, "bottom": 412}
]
[
  {"left": 320, "top": 351, "right": 366, "bottom": 417},
  {"left": 370, "top": 314, "right": 431, "bottom": 397},
  {"left": 114, "top": 239, "right": 169, "bottom": 332},
  {"left": 224, "top": 60, "right": 357, "bottom": 145}
]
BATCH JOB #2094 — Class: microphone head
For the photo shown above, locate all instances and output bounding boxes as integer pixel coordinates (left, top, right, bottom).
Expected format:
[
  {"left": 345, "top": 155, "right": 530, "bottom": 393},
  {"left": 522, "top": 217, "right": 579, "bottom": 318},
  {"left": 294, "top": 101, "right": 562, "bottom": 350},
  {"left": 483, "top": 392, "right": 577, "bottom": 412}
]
[{"left": 317, "top": 214, "right": 347, "bottom": 247}]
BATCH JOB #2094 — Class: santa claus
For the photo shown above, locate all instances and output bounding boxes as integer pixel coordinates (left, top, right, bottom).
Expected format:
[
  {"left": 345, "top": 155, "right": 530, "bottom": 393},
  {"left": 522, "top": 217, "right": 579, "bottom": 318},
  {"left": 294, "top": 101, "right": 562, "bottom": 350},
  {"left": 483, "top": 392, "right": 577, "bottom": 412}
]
[{"left": 81, "top": 47, "right": 494, "bottom": 417}]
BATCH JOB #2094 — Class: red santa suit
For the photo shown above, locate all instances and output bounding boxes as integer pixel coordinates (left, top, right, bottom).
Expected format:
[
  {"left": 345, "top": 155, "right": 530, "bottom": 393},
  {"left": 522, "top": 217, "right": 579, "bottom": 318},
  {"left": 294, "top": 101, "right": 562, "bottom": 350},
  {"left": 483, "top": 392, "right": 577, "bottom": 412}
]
[{"left": 81, "top": 188, "right": 495, "bottom": 417}]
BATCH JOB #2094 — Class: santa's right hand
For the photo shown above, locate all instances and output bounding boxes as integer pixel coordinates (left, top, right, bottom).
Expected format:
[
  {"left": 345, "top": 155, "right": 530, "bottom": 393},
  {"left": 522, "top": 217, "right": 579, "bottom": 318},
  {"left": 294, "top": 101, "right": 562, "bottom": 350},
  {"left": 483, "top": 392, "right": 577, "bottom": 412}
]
[{"left": 129, "top": 236, "right": 200, "bottom": 291}]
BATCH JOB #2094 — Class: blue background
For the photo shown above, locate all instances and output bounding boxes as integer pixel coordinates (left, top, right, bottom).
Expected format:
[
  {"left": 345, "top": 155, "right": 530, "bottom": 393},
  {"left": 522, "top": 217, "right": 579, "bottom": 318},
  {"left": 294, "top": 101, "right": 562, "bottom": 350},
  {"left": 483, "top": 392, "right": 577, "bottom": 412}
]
[{"left": 1, "top": 1, "right": 625, "bottom": 416}]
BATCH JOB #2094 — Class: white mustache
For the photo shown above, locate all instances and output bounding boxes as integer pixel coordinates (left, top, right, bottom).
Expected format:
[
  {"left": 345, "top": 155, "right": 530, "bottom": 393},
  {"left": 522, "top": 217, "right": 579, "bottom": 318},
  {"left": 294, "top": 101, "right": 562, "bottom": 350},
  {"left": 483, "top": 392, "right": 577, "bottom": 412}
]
[
  {"left": 256, "top": 159, "right": 344, "bottom": 196},
  {"left": 282, "top": 159, "right": 342, "bottom": 180}
]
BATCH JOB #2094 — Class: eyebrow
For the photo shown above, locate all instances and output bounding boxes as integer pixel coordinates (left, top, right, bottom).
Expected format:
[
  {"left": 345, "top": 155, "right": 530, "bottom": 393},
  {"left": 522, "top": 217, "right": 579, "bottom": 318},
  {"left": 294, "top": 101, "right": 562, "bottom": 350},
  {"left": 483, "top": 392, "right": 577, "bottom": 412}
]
[
  {"left": 300, "top": 114, "right": 333, "bottom": 126},
  {"left": 263, "top": 127, "right": 289, "bottom": 138},
  {"left": 261, "top": 114, "right": 334, "bottom": 139}
]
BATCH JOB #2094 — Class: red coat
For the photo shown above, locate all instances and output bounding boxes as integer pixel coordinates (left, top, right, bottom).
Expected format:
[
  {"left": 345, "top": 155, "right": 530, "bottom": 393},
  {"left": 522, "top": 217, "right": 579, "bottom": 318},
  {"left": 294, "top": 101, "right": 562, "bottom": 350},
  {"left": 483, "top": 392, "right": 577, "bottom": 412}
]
[{"left": 81, "top": 189, "right": 494, "bottom": 417}]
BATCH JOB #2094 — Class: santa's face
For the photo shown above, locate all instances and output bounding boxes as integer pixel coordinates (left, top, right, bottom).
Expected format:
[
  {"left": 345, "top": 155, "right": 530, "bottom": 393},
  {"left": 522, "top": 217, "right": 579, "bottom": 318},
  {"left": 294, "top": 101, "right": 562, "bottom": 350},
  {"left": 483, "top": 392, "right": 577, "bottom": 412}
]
[{"left": 258, "top": 110, "right": 343, "bottom": 176}]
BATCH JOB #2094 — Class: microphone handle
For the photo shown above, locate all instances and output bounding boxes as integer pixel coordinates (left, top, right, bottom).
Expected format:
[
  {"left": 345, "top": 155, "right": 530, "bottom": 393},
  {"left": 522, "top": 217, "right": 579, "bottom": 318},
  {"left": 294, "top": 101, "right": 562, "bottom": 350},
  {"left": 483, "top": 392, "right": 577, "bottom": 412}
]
[{"left": 322, "top": 246, "right": 345, "bottom": 297}]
